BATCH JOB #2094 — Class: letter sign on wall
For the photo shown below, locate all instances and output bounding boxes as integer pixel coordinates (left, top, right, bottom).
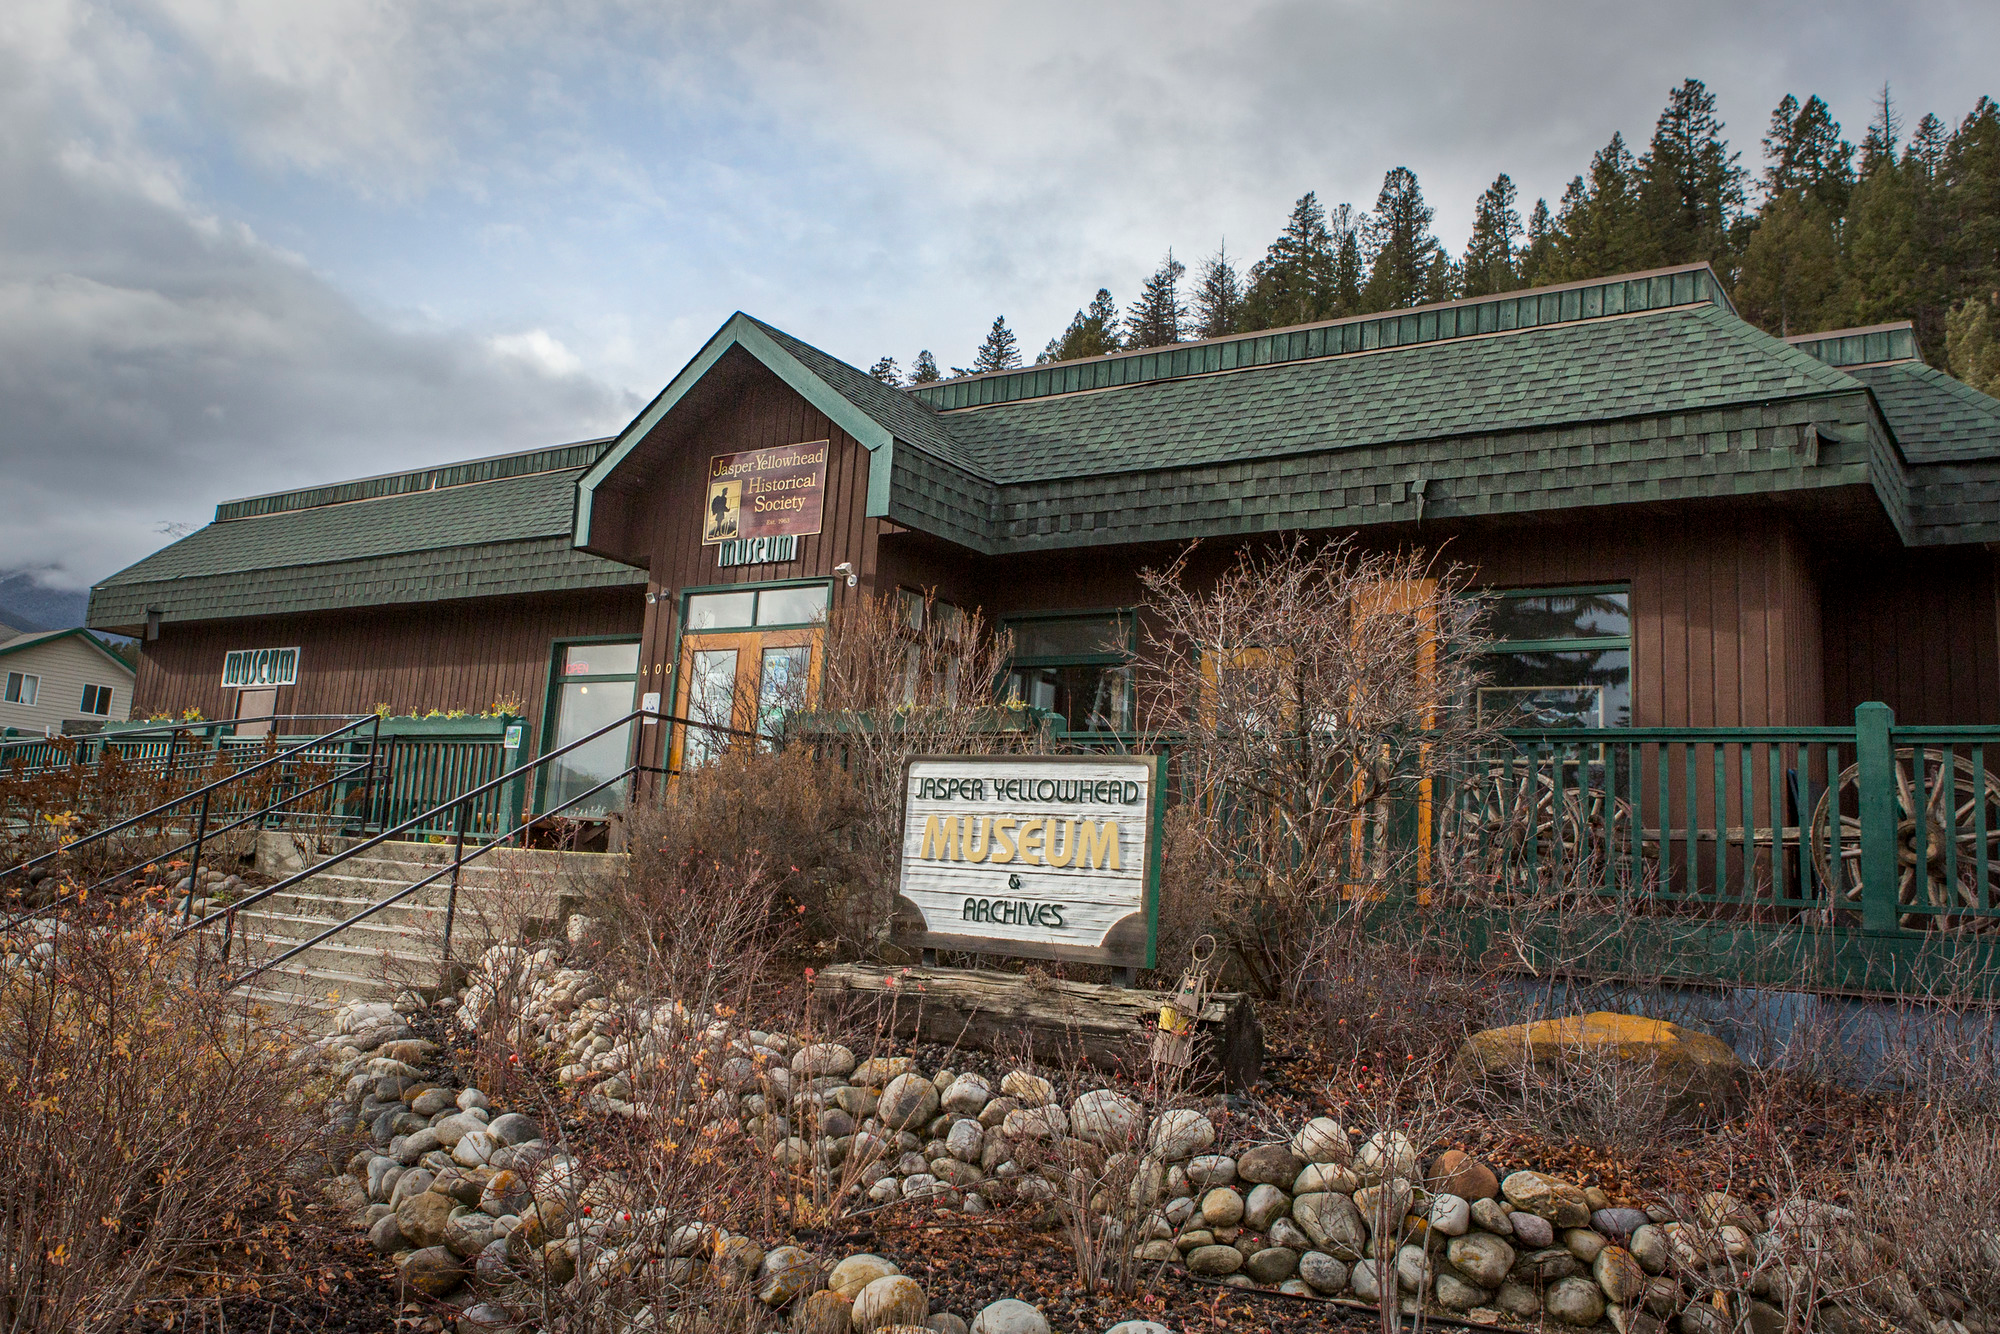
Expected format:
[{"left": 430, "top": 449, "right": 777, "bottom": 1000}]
[
  {"left": 703, "top": 441, "right": 828, "bottom": 546},
  {"left": 894, "top": 754, "right": 1165, "bottom": 969},
  {"left": 220, "top": 647, "right": 300, "bottom": 688}
]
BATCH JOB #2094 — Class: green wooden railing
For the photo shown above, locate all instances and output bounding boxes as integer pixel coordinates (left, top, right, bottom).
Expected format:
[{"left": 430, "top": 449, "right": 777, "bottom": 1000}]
[{"left": 368, "top": 716, "right": 528, "bottom": 841}]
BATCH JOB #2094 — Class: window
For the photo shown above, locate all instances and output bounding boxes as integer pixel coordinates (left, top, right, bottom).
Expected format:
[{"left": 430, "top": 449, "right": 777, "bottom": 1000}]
[
  {"left": 1478, "top": 586, "right": 1631, "bottom": 728},
  {"left": 684, "top": 583, "right": 829, "bottom": 632},
  {"left": 80, "top": 684, "right": 113, "bottom": 715},
  {"left": 545, "top": 640, "right": 641, "bottom": 816},
  {"left": 4, "top": 672, "right": 38, "bottom": 707},
  {"left": 1003, "top": 611, "right": 1133, "bottom": 734}
]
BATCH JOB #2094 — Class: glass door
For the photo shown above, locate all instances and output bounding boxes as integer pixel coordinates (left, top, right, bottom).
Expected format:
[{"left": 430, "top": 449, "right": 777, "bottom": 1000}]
[
  {"left": 668, "top": 583, "right": 828, "bottom": 776},
  {"left": 542, "top": 641, "right": 639, "bottom": 816}
]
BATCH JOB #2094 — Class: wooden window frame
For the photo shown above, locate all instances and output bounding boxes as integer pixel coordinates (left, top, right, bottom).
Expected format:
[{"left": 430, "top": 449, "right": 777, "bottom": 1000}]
[
  {"left": 1478, "top": 582, "right": 1632, "bottom": 731},
  {"left": 1000, "top": 607, "right": 1136, "bottom": 739}
]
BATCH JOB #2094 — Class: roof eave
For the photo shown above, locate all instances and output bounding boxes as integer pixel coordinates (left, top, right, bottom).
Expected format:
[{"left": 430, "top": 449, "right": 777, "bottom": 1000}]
[{"left": 574, "top": 314, "right": 898, "bottom": 554}]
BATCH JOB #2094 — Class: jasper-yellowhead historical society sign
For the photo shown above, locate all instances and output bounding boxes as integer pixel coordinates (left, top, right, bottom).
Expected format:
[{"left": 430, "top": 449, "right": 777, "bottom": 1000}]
[
  {"left": 703, "top": 441, "right": 829, "bottom": 545},
  {"left": 893, "top": 754, "right": 1165, "bottom": 969}
]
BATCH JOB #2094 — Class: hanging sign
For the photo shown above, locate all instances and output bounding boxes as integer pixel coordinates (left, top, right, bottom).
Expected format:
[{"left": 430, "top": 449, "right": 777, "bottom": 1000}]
[
  {"left": 220, "top": 647, "right": 299, "bottom": 688},
  {"left": 893, "top": 754, "right": 1165, "bottom": 969},
  {"left": 703, "top": 441, "right": 828, "bottom": 546}
]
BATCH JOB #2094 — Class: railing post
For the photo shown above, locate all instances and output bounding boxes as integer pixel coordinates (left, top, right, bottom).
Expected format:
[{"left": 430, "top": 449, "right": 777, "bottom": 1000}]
[
  {"left": 1855, "top": 701, "right": 1900, "bottom": 933},
  {"left": 443, "top": 796, "right": 470, "bottom": 971},
  {"left": 179, "top": 789, "right": 213, "bottom": 926}
]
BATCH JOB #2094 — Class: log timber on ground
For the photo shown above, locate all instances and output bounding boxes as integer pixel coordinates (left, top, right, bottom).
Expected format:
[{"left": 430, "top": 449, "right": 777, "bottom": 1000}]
[{"left": 812, "top": 963, "right": 1262, "bottom": 1091}]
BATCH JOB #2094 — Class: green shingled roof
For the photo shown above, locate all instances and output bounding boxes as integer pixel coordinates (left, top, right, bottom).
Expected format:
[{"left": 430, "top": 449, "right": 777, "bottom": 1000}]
[
  {"left": 936, "top": 303, "right": 1854, "bottom": 486},
  {"left": 1849, "top": 361, "right": 2000, "bottom": 463},
  {"left": 89, "top": 452, "right": 644, "bottom": 630}
]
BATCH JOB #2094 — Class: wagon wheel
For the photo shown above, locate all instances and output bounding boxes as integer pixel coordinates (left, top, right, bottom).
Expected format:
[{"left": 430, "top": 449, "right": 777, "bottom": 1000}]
[
  {"left": 1809, "top": 748, "right": 2000, "bottom": 929},
  {"left": 1465, "top": 761, "right": 1632, "bottom": 894}
]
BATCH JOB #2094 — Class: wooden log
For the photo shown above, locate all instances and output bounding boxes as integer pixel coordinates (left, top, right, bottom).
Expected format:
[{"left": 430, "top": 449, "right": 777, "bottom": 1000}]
[{"left": 812, "top": 963, "right": 1262, "bottom": 1092}]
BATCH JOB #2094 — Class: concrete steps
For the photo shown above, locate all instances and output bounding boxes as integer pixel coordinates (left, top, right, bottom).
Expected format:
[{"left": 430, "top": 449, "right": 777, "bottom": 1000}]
[{"left": 215, "top": 838, "right": 623, "bottom": 1013}]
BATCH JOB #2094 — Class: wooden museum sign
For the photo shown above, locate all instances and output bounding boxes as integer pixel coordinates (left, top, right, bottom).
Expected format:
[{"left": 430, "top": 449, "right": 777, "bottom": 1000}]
[{"left": 891, "top": 754, "right": 1165, "bottom": 969}]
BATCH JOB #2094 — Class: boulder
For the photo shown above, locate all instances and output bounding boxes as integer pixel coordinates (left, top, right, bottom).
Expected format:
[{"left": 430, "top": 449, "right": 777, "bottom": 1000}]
[
  {"left": 758, "top": 1244, "right": 817, "bottom": 1306},
  {"left": 1446, "top": 1232, "right": 1515, "bottom": 1287},
  {"left": 1242, "top": 1183, "right": 1289, "bottom": 1230},
  {"left": 1245, "top": 1246, "right": 1298, "bottom": 1283},
  {"left": 1290, "top": 1117, "right": 1350, "bottom": 1164},
  {"left": 1236, "top": 1143, "right": 1305, "bottom": 1187},
  {"left": 792, "top": 1043, "right": 858, "bottom": 1078},
  {"left": 1436, "top": 1271, "right": 1491, "bottom": 1311},
  {"left": 1546, "top": 1275, "right": 1606, "bottom": 1326},
  {"left": 1502, "top": 1171, "right": 1591, "bottom": 1227},
  {"left": 1199, "top": 1187, "right": 1244, "bottom": 1228},
  {"left": 1426, "top": 1193, "right": 1470, "bottom": 1237},
  {"left": 1594, "top": 1245, "right": 1647, "bottom": 1304},
  {"left": 831, "top": 1254, "right": 901, "bottom": 1299},
  {"left": 1452, "top": 1011, "right": 1741, "bottom": 1119},
  {"left": 396, "top": 1245, "right": 466, "bottom": 1297},
  {"left": 1000, "top": 1071, "right": 1056, "bottom": 1106},
  {"left": 1427, "top": 1149, "right": 1499, "bottom": 1201},
  {"left": 969, "top": 1299, "right": 1048, "bottom": 1334},
  {"left": 1149, "top": 1109, "right": 1215, "bottom": 1159},
  {"left": 395, "top": 1190, "right": 457, "bottom": 1250},
  {"left": 1185, "top": 1244, "right": 1243, "bottom": 1276},
  {"left": 793, "top": 1291, "right": 854, "bottom": 1333},
  {"left": 880, "top": 1074, "right": 941, "bottom": 1131},
  {"left": 1070, "top": 1091, "right": 1143, "bottom": 1149},
  {"left": 1293, "top": 1163, "right": 1358, "bottom": 1195},
  {"left": 851, "top": 1274, "right": 927, "bottom": 1331},
  {"left": 1292, "top": 1191, "right": 1366, "bottom": 1260},
  {"left": 1298, "top": 1249, "right": 1348, "bottom": 1293},
  {"left": 941, "top": 1073, "right": 991, "bottom": 1116},
  {"left": 1354, "top": 1130, "right": 1417, "bottom": 1185}
]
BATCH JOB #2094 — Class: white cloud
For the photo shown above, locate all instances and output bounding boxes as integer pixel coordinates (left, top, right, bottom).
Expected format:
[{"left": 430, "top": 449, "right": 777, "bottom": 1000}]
[{"left": 489, "top": 328, "right": 584, "bottom": 377}]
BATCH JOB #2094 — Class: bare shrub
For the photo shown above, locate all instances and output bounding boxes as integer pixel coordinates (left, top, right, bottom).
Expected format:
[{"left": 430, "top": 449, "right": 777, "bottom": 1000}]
[
  {"left": 781, "top": 588, "right": 1047, "bottom": 945},
  {"left": 1132, "top": 536, "right": 1495, "bottom": 996},
  {"left": 0, "top": 913, "right": 317, "bottom": 1331},
  {"left": 1303, "top": 894, "right": 1498, "bottom": 1068}
]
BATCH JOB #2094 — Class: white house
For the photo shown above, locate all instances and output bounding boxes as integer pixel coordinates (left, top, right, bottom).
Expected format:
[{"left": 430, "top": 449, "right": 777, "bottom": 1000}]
[{"left": 0, "top": 628, "right": 136, "bottom": 737}]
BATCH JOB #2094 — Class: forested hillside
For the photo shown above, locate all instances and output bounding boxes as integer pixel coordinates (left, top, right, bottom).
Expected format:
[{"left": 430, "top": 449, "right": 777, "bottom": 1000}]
[{"left": 875, "top": 80, "right": 2000, "bottom": 397}]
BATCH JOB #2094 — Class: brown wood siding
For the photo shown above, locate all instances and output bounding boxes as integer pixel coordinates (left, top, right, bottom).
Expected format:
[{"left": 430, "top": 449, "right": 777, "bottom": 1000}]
[
  {"left": 131, "top": 589, "right": 643, "bottom": 749},
  {"left": 1823, "top": 550, "right": 2000, "bottom": 725}
]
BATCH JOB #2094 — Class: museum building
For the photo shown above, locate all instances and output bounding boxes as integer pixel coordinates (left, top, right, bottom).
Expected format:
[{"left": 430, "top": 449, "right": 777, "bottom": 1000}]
[{"left": 86, "top": 262, "right": 2000, "bottom": 813}]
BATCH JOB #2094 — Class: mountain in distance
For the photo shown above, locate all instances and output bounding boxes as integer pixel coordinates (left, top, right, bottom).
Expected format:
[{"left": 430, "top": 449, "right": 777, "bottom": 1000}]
[{"left": 0, "top": 570, "right": 92, "bottom": 634}]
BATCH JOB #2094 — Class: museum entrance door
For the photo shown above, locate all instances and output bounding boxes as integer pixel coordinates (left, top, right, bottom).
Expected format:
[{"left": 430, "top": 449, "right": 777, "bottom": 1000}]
[{"left": 667, "top": 583, "right": 829, "bottom": 777}]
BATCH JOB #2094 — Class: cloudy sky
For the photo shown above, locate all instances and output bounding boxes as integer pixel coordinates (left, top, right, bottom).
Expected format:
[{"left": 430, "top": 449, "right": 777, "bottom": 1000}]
[{"left": 4, "top": 0, "right": 1998, "bottom": 590}]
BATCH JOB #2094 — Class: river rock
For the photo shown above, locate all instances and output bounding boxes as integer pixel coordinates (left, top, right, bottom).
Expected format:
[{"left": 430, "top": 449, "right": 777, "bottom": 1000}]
[
  {"left": 793, "top": 1290, "right": 854, "bottom": 1332},
  {"left": 1002, "top": 1105, "right": 1068, "bottom": 1140},
  {"left": 486, "top": 1112, "right": 541, "bottom": 1146},
  {"left": 444, "top": 1208, "right": 497, "bottom": 1258},
  {"left": 1396, "top": 1243, "right": 1433, "bottom": 1293},
  {"left": 853, "top": 1056, "right": 918, "bottom": 1087},
  {"left": 410, "top": 1087, "right": 458, "bottom": 1117},
  {"left": 1470, "top": 1197, "right": 1513, "bottom": 1234},
  {"left": 851, "top": 1274, "right": 926, "bottom": 1330},
  {"left": 1104, "top": 1324, "right": 1174, "bottom": 1334},
  {"left": 1000, "top": 1071, "right": 1056, "bottom": 1105},
  {"left": 1269, "top": 1217, "right": 1312, "bottom": 1251},
  {"left": 1564, "top": 1227, "right": 1608, "bottom": 1262},
  {"left": 1354, "top": 1130, "right": 1417, "bottom": 1184},
  {"left": 793, "top": 1043, "right": 858, "bottom": 1078},
  {"left": 1494, "top": 1279, "right": 1541, "bottom": 1318},
  {"left": 1290, "top": 1117, "right": 1350, "bottom": 1164},
  {"left": 396, "top": 1245, "right": 466, "bottom": 1297},
  {"left": 1237, "top": 1144, "right": 1305, "bottom": 1187},
  {"left": 453, "top": 1130, "right": 503, "bottom": 1166},
  {"left": 1186, "top": 1244, "right": 1243, "bottom": 1276},
  {"left": 1245, "top": 1246, "right": 1299, "bottom": 1283},
  {"left": 368, "top": 1213, "right": 406, "bottom": 1254},
  {"left": 1628, "top": 1224, "right": 1669, "bottom": 1272},
  {"left": 1071, "top": 1091, "right": 1143, "bottom": 1149},
  {"left": 1595, "top": 1245, "right": 1647, "bottom": 1303},
  {"left": 946, "top": 1119, "right": 985, "bottom": 1163},
  {"left": 1294, "top": 1163, "right": 1358, "bottom": 1195},
  {"left": 395, "top": 1129, "right": 442, "bottom": 1166},
  {"left": 1593, "top": 1206, "right": 1651, "bottom": 1236},
  {"left": 1243, "top": 1183, "right": 1289, "bottom": 1230},
  {"left": 1352, "top": 1179, "right": 1413, "bottom": 1231},
  {"left": 880, "top": 1074, "right": 941, "bottom": 1131},
  {"left": 832, "top": 1254, "right": 900, "bottom": 1298},
  {"left": 1502, "top": 1171, "right": 1590, "bottom": 1226},
  {"left": 396, "top": 1190, "right": 457, "bottom": 1249},
  {"left": 1149, "top": 1109, "right": 1215, "bottom": 1159},
  {"left": 1546, "top": 1275, "right": 1606, "bottom": 1326},
  {"left": 941, "top": 1073, "right": 991, "bottom": 1115},
  {"left": 1350, "top": 1257, "right": 1386, "bottom": 1303},
  {"left": 1186, "top": 1154, "right": 1235, "bottom": 1186},
  {"left": 969, "top": 1298, "right": 1047, "bottom": 1334},
  {"left": 1510, "top": 1211, "right": 1555, "bottom": 1247},
  {"left": 753, "top": 1244, "right": 815, "bottom": 1306},
  {"left": 1514, "top": 1247, "right": 1583, "bottom": 1282},
  {"left": 1298, "top": 1249, "right": 1348, "bottom": 1293},
  {"left": 1436, "top": 1271, "right": 1491, "bottom": 1311},
  {"left": 1428, "top": 1149, "right": 1500, "bottom": 1201},
  {"left": 1446, "top": 1232, "right": 1515, "bottom": 1287},
  {"left": 1427, "top": 1193, "right": 1470, "bottom": 1236},
  {"left": 1292, "top": 1191, "right": 1367, "bottom": 1259},
  {"left": 1200, "top": 1187, "right": 1244, "bottom": 1228}
]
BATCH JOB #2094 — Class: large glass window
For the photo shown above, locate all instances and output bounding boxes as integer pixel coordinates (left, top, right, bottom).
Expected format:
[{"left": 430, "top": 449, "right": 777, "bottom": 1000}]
[
  {"left": 1003, "top": 611, "right": 1133, "bottom": 734},
  {"left": 545, "top": 640, "right": 639, "bottom": 816},
  {"left": 4, "top": 672, "right": 39, "bottom": 707},
  {"left": 685, "top": 584, "right": 828, "bottom": 632},
  {"left": 1478, "top": 587, "right": 1631, "bottom": 729}
]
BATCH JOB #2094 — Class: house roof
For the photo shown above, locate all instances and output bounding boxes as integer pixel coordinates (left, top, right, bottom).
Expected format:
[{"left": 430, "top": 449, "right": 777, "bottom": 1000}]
[
  {"left": 88, "top": 265, "right": 2000, "bottom": 631},
  {"left": 0, "top": 627, "right": 136, "bottom": 676},
  {"left": 89, "top": 440, "right": 645, "bottom": 631}
]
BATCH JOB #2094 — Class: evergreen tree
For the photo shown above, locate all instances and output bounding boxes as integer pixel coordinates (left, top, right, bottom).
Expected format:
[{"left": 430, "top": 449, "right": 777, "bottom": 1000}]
[
  {"left": 1947, "top": 298, "right": 2000, "bottom": 397},
  {"left": 1239, "top": 192, "right": 1343, "bottom": 329},
  {"left": 1192, "top": 242, "right": 1242, "bottom": 338},
  {"left": 1636, "top": 78, "right": 1748, "bottom": 276},
  {"left": 1761, "top": 93, "right": 1853, "bottom": 212},
  {"left": 1361, "top": 166, "right": 1446, "bottom": 310},
  {"left": 964, "top": 316, "right": 1021, "bottom": 376},
  {"left": 1038, "top": 289, "right": 1123, "bottom": 363},
  {"left": 909, "top": 350, "right": 941, "bottom": 384},
  {"left": 1859, "top": 84, "right": 1902, "bottom": 176},
  {"left": 1553, "top": 133, "right": 1645, "bottom": 280},
  {"left": 1518, "top": 197, "right": 1559, "bottom": 288},
  {"left": 1945, "top": 99, "right": 2000, "bottom": 306},
  {"left": 1333, "top": 222, "right": 1364, "bottom": 312},
  {"left": 1735, "top": 191, "right": 1843, "bottom": 336},
  {"left": 1462, "top": 173, "right": 1524, "bottom": 296},
  {"left": 1126, "top": 251, "right": 1189, "bottom": 347},
  {"left": 868, "top": 355, "right": 902, "bottom": 386}
]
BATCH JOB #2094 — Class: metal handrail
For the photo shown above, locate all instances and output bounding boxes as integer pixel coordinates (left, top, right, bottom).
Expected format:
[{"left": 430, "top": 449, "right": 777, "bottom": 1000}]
[
  {"left": 173, "top": 706, "right": 757, "bottom": 945},
  {"left": 0, "top": 751, "right": 382, "bottom": 937},
  {"left": 221, "top": 761, "right": 670, "bottom": 991},
  {"left": 0, "top": 714, "right": 382, "bottom": 883}
]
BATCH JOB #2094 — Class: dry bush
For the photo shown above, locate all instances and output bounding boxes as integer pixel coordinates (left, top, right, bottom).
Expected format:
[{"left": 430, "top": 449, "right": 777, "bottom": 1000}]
[
  {"left": 785, "top": 589, "right": 1047, "bottom": 944},
  {"left": 0, "top": 914, "right": 317, "bottom": 1331},
  {"left": 620, "top": 745, "right": 868, "bottom": 951},
  {"left": 1302, "top": 895, "right": 1499, "bottom": 1068},
  {"left": 1132, "top": 536, "right": 1495, "bottom": 997}
]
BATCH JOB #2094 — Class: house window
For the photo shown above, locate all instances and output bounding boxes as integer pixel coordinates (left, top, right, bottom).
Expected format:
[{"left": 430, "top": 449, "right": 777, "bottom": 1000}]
[
  {"left": 4, "top": 672, "right": 38, "bottom": 707},
  {"left": 897, "top": 589, "right": 966, "bottom": 704},
  {"left": 1003, "top": 611, "right": 1133, "bottom": 734},
  {"left": 80, "top": 684, "right": 114, "bottom": 715},
  {"left": 1478, "top": 586, "right": 1631, "bottom": 729},
  {"left": 684, "top": 583, "right": 829, "bottom": 632}
]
